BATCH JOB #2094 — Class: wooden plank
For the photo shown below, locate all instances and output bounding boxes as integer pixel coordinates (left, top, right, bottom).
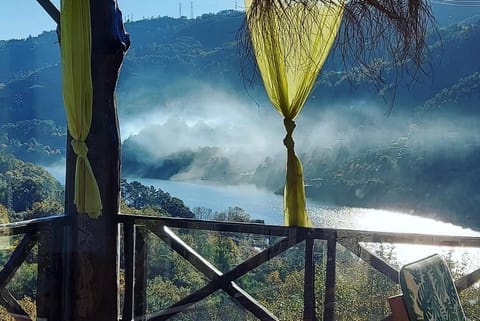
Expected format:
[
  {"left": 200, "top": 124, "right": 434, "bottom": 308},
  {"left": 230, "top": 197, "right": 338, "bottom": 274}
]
[
  {"left": 120, "top": 215, "right": 480, "bottom": 248},
  {"left": 0, "top": 290, "right": 33, "bottom": 321},
  {"left": 339, "top": 239, "right": 399, "bottom": 284},
  {"left": 388, "top": 295, "right": 409, "bottom": 321},
  {"left": 323, "top": 233, "right": 337, "bottom": 321},
  {"left": 122, "top": 222, "right": 135, "bottom": 321},
  {"left": 304, "top": 238, "right": 316, "bottom": 321},
  {"left": 36, "top": 0, "right": 60, "bottom": 24},
  {"left": 120, "top": 214, "right": 301, "bottom": 237},
  {"left": 0, "top": 215, "right": 66, "bottom": 237},
  {"left": 337, "top": 230, "right": 480, "bottom": 248},
  {"left": 148, "top": 224, "right": 279, "bottom": 321},
  {"left": 148, "top": 232, "right": 306, "bottom": 321},
  {"left": 37, "top": 222, "right": 64, "bottom": 321},
  {"left": 455, "top": 267, "right": 480, "bottom": 292},
  {"left": 134, "top": 226, "right": 148, "bottom": 321},
  {"left": 63, "top": 2, "right": 130, "bottom": 320},
  {"left": 0, "top": 233, "right": 37, "bottom": 290}
]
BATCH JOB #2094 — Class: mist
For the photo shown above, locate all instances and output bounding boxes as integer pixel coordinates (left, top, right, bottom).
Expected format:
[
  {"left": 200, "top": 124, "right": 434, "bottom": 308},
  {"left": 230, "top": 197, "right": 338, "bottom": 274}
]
[{"left": 119, "top": 81, "right": 480, "bottom": 188}]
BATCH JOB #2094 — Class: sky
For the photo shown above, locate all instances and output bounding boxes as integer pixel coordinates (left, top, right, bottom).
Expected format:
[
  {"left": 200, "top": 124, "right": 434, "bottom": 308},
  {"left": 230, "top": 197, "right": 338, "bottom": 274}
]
[{"left": 0, "top": 1, "right": 238, "bottom": 40}]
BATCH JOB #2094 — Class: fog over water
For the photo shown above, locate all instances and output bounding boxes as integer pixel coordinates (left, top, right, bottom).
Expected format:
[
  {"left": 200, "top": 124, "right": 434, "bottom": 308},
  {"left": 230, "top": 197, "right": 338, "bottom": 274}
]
[{"left": 119, "top": 84, "right": 480, "bottom": 181}]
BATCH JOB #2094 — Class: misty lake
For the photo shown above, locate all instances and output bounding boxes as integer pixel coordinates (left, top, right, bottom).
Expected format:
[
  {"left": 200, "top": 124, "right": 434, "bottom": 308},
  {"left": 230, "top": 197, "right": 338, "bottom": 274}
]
[{"left": 131, "top": 178, "right": 480, "bottom": 267}]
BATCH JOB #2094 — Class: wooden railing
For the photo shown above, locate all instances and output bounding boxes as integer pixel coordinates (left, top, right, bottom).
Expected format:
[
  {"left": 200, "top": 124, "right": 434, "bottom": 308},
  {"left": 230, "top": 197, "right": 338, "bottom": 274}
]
[
  {"left": 0, "top": 214, "right": 478, "bottom": 320},
  {"left": 0, "top": 215, "right": 67, "bottom": 320},
  {"left": 118, "top": 214, "right": 480, "bottom": 321}
]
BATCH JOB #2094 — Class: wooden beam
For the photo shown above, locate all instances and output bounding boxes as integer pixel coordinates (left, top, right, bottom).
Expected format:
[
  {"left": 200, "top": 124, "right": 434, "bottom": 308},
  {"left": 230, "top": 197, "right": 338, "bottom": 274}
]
[
  {"left": 455, "top": 267, "right": 480, "bottom": 292},
  {"left": 304, "top": 238, "right": 316, "bottom": 321},
  {"left": 36, "top": 0, "right": 60, "bottom": 24},
  {"left": 0, "top": 233, "right": 37, "bottom": 290},
  {"left": 387, "top": 295, "right": 409, "bottom": 321},
  {"left": 339, "top": 239, "right": 399, "bottom": 284},
  {"left": 149, "top": 231, "right": 306, "bottom": 321},
  {"left": 120, "top": 215, "right": 480, "bottom": 248},
  {"left": 323, "top": 233, "right": 337, "bottom": 321},
  {"left": 0, "top": 290, "right": 33, "bottom": 321},
  {"left": 37, "top": 222, "right": 64, "bottom": 321},
  {"left": 148, "top": 224, "right": 279, "bottom": 321},
  {"left": 134, "top": 226, "right": 148, "bottom": 321},
  {"left": 122, "top": 222, "right": 135, "bottom": 321},
  {"left": 63, "top": 2, "right": 130, "bottom": 321}
]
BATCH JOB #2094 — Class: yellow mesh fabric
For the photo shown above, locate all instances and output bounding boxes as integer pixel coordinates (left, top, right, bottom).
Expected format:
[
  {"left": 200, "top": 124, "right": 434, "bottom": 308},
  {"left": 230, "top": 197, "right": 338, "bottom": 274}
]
[
  {"left": 61, "top": 0, "right": 102, "bottom": 218},
  {"left": 245, "top": 0, "right": 344, "bottom": 226}
]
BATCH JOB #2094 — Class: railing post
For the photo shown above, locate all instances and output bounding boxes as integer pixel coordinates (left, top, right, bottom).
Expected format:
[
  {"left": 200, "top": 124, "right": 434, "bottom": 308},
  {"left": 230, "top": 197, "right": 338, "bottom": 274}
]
[
  {"left": 304, "top": 237, "right": 316, "bottom": 321},
  {"left": 37, "top": 222, "right": 64, "bottom": 321},
  {"left": 122, "top": 222, "right": 135, "bottom": 321},
  {"left": 134, "top": 226, "right": 148, "bottom": 321},
  {"left": 323, "top": 231, "right": 337, "bottom": 321}
]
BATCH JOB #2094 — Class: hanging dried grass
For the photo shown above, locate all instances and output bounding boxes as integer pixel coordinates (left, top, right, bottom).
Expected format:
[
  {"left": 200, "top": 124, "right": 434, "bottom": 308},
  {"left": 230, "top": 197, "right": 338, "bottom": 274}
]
[{"left": 240, "top": 0, "right": 435, "bottom": 99}]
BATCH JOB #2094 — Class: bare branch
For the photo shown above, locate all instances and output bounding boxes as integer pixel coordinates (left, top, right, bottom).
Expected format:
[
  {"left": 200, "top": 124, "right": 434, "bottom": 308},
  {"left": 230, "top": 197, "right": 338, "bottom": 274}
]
[{"left": 240, "top": 0, "right": 436, "bottom": 99}]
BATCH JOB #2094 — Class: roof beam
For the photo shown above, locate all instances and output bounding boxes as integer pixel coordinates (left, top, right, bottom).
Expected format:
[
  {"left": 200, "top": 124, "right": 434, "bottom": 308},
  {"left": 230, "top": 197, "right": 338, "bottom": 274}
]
[{"left": 36, "top": 0, "right": 60, "bottom": 25}]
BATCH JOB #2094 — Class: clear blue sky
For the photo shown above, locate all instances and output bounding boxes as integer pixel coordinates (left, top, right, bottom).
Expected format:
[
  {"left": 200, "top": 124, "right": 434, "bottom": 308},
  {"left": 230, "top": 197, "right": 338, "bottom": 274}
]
[{"left": 0, "top": 1, "right": 238, "bottom": 40}]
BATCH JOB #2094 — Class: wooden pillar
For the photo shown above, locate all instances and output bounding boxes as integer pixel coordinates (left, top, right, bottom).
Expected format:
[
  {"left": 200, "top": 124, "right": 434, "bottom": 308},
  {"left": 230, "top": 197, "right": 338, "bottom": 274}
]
[
  {"left": 134, "top": 226, "right": 148, "bottom": 321},
  {"left": 323, "top": 232, "right": 337, "bottom": 321},
  {"left": 64, "top": 1, "right": 130, "bottom": 320},
  {"left": 304, "top": 237, "right": 316, "bottom": 321},
  {"left": 37, "top": 222, "right": 64, "bottom": 321}
]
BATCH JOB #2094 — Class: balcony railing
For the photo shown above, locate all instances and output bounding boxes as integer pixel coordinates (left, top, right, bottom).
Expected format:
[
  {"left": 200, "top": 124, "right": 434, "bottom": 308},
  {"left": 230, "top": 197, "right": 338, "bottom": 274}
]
[
  {"left": 118, "top": 214, "right": 480, "bottom": 321},
  {"left": 0, "top": 214, "right": 479, "bottom": 321}
]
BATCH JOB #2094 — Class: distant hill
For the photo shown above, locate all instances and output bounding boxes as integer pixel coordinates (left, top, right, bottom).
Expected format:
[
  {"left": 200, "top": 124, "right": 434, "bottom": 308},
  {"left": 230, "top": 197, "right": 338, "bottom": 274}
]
[
  {"left": 1, "top": 9, "right": 480, "bottom": 228},
  {"left": 1, "top": 10, "right": 480, "bottom": 129}
]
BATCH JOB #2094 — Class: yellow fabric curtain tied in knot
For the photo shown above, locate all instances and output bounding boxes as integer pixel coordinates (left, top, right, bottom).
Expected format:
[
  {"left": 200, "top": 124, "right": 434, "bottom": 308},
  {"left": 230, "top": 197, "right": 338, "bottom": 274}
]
[
  {"left": 283, "top": 118, "right": 296, "bottom": 152},
  {"left": 71, "top": 140, "right": 88, "bottom": 158},
  {"left": 61, "top": 0, "right": 102, "bottom": 218},
  {"left": 245, "top": 0, "right": 345, "bottom": 227}
]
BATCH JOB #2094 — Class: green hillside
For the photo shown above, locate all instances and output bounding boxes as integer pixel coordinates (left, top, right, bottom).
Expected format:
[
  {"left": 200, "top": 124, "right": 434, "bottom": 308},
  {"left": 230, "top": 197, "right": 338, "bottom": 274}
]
[{"left": 0, "top": 11, "right": 480, "bottom": 228}]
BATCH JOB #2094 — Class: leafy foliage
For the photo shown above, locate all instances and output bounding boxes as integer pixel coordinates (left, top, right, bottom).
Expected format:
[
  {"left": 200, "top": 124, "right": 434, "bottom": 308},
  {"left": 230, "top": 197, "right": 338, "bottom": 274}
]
[
  {"left": 120, "top": 178, "right": 193, "bottom": 218},
  {"left": 0, "top": 151, "right": 63, "bottom": 221}
]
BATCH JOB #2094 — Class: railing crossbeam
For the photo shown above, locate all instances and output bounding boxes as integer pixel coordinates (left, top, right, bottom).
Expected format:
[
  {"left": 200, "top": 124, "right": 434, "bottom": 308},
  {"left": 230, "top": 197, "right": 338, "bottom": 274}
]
[
  {"left": 304, "top": 237, "right": 316, "bottom": 321},
  {"left": 148, "top": 229, "right": 306, "bottom": 321},
  {"left": 0, "top": 290, "right": 33, "bottom": 321},
  {"left": 323, "top": 232, "right": 337, "bottom": 321},
  {"left": 455, "top": 267, "right": 480, "bottom": 292},
  {"left": 339, "top": 239, "right": 399, "bottom": 284},
  {"left": 147, "top": 224, "right": 279, "bottom": 321},
  {"left": 0, "top": 233, "right": 37, "bottom": 290}
]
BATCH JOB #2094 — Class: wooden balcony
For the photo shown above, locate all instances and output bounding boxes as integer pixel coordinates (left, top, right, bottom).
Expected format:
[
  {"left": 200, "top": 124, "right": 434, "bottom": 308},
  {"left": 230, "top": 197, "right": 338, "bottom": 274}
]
[{"left": 1, "top": 214, "right": 478, "bottom": 321}]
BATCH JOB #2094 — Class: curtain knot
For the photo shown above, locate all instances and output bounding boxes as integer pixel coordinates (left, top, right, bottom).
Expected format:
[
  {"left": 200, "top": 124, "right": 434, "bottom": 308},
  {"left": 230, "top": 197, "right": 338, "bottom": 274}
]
[
  {"left": 71, "top": 140, "right": 88, "bottom": 158},
  {"left": 283, "top": 118, "right": 296, "bottom": 150}
]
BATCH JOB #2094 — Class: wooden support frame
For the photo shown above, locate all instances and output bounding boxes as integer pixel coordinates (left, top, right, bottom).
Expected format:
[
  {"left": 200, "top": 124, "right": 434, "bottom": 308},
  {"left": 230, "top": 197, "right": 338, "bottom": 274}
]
[
  {"left": 304, "top": 237, "right": 316, "bottom": 321},
  {"left": 36, "top": 0, "right": 60, "bottom": 24},
  {"left": 146, "top": 228, "right": 306, "bottom": 321},
  {"left": 147, "top": 224, "right": 280, "bottom": 321},
  {"left": 0, "top": 233, "right": 37, "bottom": 320}
]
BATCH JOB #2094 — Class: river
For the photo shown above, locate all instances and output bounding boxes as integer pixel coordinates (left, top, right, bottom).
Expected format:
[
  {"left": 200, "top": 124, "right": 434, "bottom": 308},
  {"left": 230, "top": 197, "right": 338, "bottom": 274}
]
[
  {"left": 43, "top": 163, "right": 480, "bottom": 268},
  {"left": 132, "top": 178, "right": 480, "bottom": 268}
]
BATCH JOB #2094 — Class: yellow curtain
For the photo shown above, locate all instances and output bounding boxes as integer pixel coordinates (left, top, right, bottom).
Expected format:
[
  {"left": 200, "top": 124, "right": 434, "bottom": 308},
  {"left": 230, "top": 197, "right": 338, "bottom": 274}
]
[
  {"left": 245, "top": 0, "right": 344, "bottom": 227},
  {"left": 61, "top": 0, "right": 102, "bottom": 218}
]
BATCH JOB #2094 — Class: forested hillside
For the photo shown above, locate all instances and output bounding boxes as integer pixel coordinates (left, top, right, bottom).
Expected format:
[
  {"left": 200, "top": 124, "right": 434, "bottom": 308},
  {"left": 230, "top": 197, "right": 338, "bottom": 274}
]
[{"left": 1, "top": 10, "right": 480, "bottom": 228}]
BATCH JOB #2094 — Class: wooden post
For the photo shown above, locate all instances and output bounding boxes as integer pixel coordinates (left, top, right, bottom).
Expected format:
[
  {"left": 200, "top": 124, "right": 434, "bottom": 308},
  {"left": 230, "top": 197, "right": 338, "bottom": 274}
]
[
  {"left": 37, "top": 222, "right": 64, "bottom": 321},
  {"left": 304, "top": 237, "right": 316, "bottom": 321},
  {"left": 134, "top": 226, "right": 148, "bottom": 321},
  {"left": 323, "top": 232, "right": 337, "bottom": 321},
  {"left": 122, "top": 222, "right": 135, "bottom": 321},
  {"left": 64, "top": 1, "right": 130, "bottom": 320}
]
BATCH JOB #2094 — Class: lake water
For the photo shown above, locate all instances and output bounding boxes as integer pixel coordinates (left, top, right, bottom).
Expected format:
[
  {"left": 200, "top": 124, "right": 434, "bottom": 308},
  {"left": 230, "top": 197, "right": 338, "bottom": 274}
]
[
  {"left": 132, "top": 178, "right": 480, "bottom": 268},
  {"left": 42, "top": 163, "right": 480, "bottom": 268}
]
